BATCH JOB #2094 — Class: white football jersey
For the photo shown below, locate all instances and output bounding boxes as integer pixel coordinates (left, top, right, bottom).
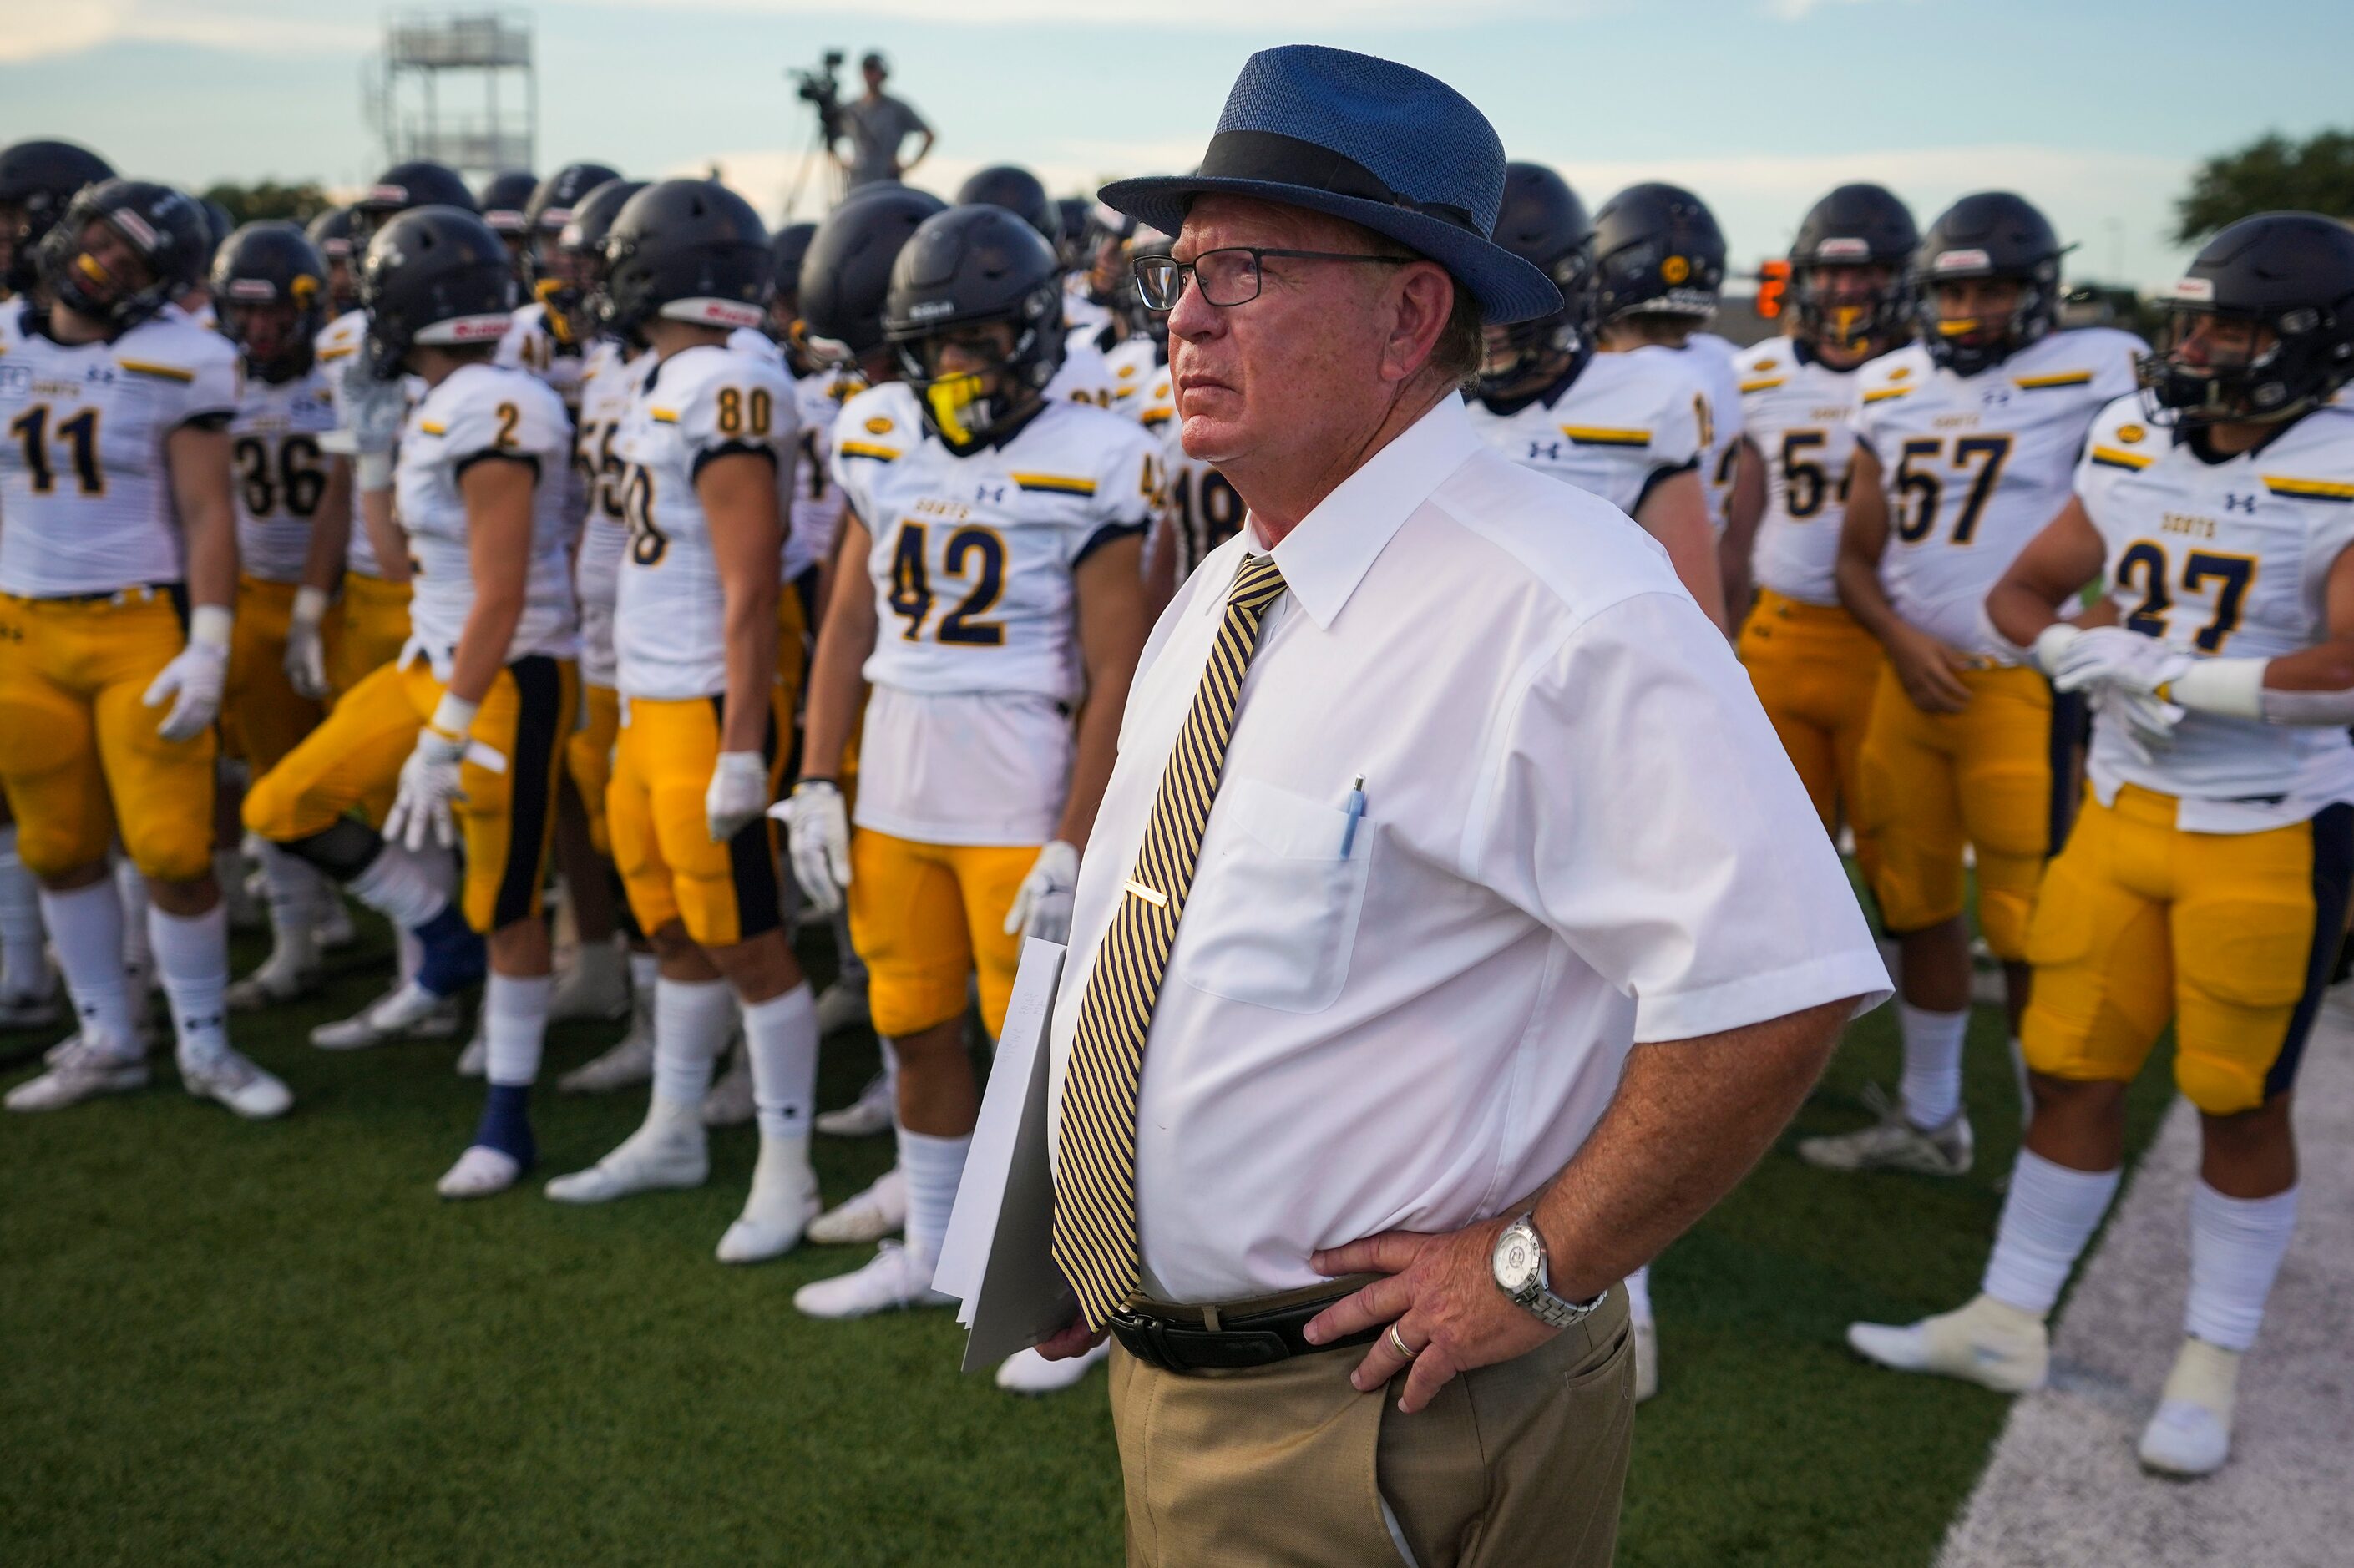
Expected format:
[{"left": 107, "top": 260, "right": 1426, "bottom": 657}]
[
  {"left": 721, "top": 326, "right": 829, "bottom": 588},
  {"left": 0, "top": 301, "right": 240, "bottom": 597},
  {"left": 497, "top": 301, "right": 591, "bottom": 535},
  {"left": 1124, "top": 351, "right": 1236, "bottom": 587},
  {"left": 229, "top": 364, "right": 339, "bottom": 584},
  {"left": 312, "top": 307, "right": 422, "bottom": 580},
  {"left": 1063, "top": 289, "right": 1114, "bottom": 343},
  {"left": 2075, "top": 397, "right": 2354, "bottom": 831},
  {"left": 571, "top": 339, "right": 653, "bottom": 690},
  {"left": 833, "top": 382, "right": 1157, "bottom": 843},
  {"left": 1047, "top": 339, "right": 1116, "bottom": 410},
  {"left": 394, "top": 362, "right": 577, "bottom": 680},
  {"left": 788, "top": 360, "right": 854, "bottom": 577},
  {"left": 1464, "top": 351, "right": 1704, "bottom": 518},
  {"left": 1632, "top": 336, "right": 1744, "bottom": 533},
  {"left": 1738, "top": 337, "right": 1876, "bottom": 605},
  {"left": 1105, "top": 334, "right": 1158, "bottom": 414},
  {"left": 611, "top": 339, "right": 799, "bottom": 701},
  {"left": 1852, "top": 327, "right": 2144, "bottom": 657}
]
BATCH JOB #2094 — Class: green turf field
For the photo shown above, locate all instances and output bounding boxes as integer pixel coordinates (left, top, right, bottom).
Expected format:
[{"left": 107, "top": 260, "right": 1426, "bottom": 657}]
[{"left": 0, "top": 913, "right": 2178, "bottom": 1567}]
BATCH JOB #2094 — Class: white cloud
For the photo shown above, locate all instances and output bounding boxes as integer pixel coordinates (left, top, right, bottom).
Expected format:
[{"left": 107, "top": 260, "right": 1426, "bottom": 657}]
[
  {"left": 0, "top": 1, "right": 370, "bottom": 63},
  {"left": 1762, "top": 0, "right": 1896, "bottom": 19},
  {"left": 591, "top": 0, "right": 1530, "bottom": 24}
]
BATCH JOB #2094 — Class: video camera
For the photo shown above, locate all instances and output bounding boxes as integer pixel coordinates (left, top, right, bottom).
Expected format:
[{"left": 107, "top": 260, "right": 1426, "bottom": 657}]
[{"left": 788, "top": 50, "right": 848, "bottom": 142}]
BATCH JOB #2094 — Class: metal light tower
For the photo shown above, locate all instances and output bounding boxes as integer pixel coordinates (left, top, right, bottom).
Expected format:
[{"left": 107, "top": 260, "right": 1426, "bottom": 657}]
[{"left": 366, "top": 10, "right": 537, "bottom": 181}]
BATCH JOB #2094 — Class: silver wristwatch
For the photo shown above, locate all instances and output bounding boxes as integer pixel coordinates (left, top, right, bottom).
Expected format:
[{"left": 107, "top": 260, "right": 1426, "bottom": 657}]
[{"left": 1491, "top": 1215, "right": 1607, "bottom": 1329}]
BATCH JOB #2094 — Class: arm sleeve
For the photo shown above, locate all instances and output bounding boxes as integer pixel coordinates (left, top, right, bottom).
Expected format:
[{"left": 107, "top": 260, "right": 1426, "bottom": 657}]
[
  {"left": 1650, "top": 378, "right": 1704, "bottom": 477},
  {"left": 182, "top": 341, "right": 240, "bottom": 425},
  {"left": 1471, "top": 590, "right": 1892, "bottom": 1041},
  {"left": 679, "top": 360, "right": 797, "bottom": 479},
  {"left": 1066, "top": 429, "right": 1158, "bottom": 567},
  {"left": 828, "top": 402, "right": 878, "bottom": 524},
  {"left": 443, "top": 377, "right": 564, "bottom": 476}
]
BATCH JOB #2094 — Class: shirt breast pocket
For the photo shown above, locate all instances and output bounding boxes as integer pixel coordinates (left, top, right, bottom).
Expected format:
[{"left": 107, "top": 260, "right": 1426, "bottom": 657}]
[{"left": 1176, "top": 776, "right": 1371, "bottom": 1014}]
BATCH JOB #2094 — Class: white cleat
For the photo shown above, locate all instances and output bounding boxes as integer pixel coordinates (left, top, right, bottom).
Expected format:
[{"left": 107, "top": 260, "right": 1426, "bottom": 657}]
[
  {"left": 807, "top": 1166, "right": 907, "bottom": 1245},
  {"left": 792, "top": 1241, "right": 954, "bottom": 1320},
  {"left": 2138, "top": 1338, "right": 2239, "bottom": 1477},
  {"left": 1797, "top": 1086, "right": 1973, "bottom": 1176},
  {"left": 547, "top": 943, "right": 630, "bottom": 1023},
  {"left": 225, "top": 944, "right": 321, "bottom": 1012},
  {"left": 311, "top": 981, "right": 463, "bottom": 1050},
  {"left": 816, "top": 1070, "right": 894, "bottom": 1138},
  {"left": 1633, "top": 1316, "right": 1659, "bottom": 1404},
  {"left": 1847, "top": 1292, "right": 2049, "bottom": 1393},
  {"left": 7, "top": 1036, "right": 148, "bottom": 1111},
  {"left": 0, "top": 966, "right": 61, "bottom": 1029},
  {"left": 556, "top": 1014, "right": 655, "bottom": 1095},
  {"left": 716, "top": 1140, "right": 823, "bottom": 1263},
  {"left": 311, "top": 897, "right": 357, "bottom": 953},
  {"left": 544, "top": 1110, "right": 708, "bottom": 1204},
  {"left": 455, "top": 1023, "right": 488, "bottom": 1078},
  {"left": 180, "top": 1048, "right": 293, "bottom": 1120},
  {"left": 813, "top": 978, "right": 870, "bottom": 1038},
  {"left": 701, "top": 1036, "right": 755, "bottom": 1127},
  {"left": 438, "top": 1145, "right": 524, "bottom": 1200},
  {"left": 997, "top": 1339, "right": 1110, "bottom": 1395}
]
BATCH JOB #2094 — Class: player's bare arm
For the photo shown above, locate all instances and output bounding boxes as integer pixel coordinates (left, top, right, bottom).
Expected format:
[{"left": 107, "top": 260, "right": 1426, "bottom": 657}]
[
  {"left": 695, "top": 448, "right": 783, "bottom": 757},
  {"left": 165, "top": 422, "right": 238, "bottom": 614},
  {"left": 1719, "top": 434, "right": 1765, "bottom": 627},
  {"left": 1835, "top": 444, "right": 1972, "bottom": 711},
  {"left": 1985, "top": 494, "right": 2106, "bottom": 647},
  {"left": 1633, "top": 468, "right": 1729, "bottom": 632},
  {"left": 1054, "top": 534, "right": 1148, "bottom": 854},
  {"left": 797, "top": 507, "right": 877, "bottom": 787},
  {"left": 445, "top": 457, "right": 535, "bottom": 706}
]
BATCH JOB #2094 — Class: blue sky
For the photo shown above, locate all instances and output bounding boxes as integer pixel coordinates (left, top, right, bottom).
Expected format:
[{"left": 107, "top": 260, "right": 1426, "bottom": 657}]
[{"left": 5, "top": 0, "right": 2350, "bottom": 287}]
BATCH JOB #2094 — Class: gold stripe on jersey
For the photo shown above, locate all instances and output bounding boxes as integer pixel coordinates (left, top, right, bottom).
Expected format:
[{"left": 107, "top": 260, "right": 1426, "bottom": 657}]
[
  {"left": 2014, "top": 369, "right": 2097, "bottom": 390},
  {"left": 318, "top": 345, "right": 354, "bottom": 362},
  {"left": 1862, "top": 386, "right": 1914, "bottom": 404},
  {"left": 1739, "top": 377, "right": 1788, "bottom": 393},
  {"left": 1011, "top": 472, "right": 1099, "bottom": 496},
  {"left": 117, "top": 359, "right": 195, "bottom": 383},
  {"left": 838, "top": 440, "right": 902, "bottom": 462},
  {"left": 418, "top": 420, "right": 448, "bottom": 436},
  {"left": 1139, "top": 409, "right": 1172, "bottom": 428},
  {"left": 2262, "top": 474, "right": 2354, "bottom": 504},
  {"left": 1558, "top": 424, "right": 1651, "bottom": 448},
  {"left": 2090, "top": 445, "right": 2156, "bottom": 472},
  {"left": 650, "top": 408, "right": 679, "bottom": 425}
]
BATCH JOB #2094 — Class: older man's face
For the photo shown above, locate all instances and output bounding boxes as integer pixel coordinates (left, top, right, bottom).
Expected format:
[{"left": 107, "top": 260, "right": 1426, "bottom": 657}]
[{"left": 1167, "top": 195, "right": 1408, "bottom": 468}]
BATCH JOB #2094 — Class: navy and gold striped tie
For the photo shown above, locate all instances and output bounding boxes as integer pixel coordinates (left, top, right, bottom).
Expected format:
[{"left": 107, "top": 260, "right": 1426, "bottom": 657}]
[{"left": 1053, "top": 552, "right": 1288, "bottom": 1328}]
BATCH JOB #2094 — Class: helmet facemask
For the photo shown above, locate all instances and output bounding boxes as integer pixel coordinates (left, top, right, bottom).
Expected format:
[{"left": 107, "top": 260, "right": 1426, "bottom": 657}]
[
  {"left": 1792, "top": 258, "right": 1908, "bottom": 360},
  {"left": 1917, "top": 266, "right": 2054, "bottom": 375},
  {"left": 2140, "top": 299, "right": 2345, "bottom": 427},
  {"left": 894, "top": 280, "right": 1064, "bottom": 451},
  {"left": 221, "top": 287, "right": 318, "bottom": 382},
  {"left": 42, "top": 210, "right": 170, "bottom": 330}
]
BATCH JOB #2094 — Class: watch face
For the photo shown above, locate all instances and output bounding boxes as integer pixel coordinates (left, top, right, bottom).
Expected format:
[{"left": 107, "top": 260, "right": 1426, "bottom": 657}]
[{"left": 1493, "top": 1225, "right": 1538, "bottom": 1293}]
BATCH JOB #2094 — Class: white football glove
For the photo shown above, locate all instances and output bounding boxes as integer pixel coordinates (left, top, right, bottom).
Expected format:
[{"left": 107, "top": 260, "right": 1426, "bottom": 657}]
[
  {"left": 774, "top": 781, "right": 852, "bottom": 914},
  {"left": 1004, "top": 839, "right": 1080, "bottom": 944},
  {"left": 2048, "top": 626, "right": 2196, "bottom": 700},
  {"left": 142, "top": 605, "right": 231, "bottom": 742},
  {"left": 706, "top": 751, "right": 772, "bottom": 843},
  {"left": 283, "top": 586, "right": 332, "bottom": 701},
  {"left": 385, "top": 696, "right": 475, "bottom": 852},
  {"left": 2091, "top": 682, "right": 2186, "bottom": 765}
]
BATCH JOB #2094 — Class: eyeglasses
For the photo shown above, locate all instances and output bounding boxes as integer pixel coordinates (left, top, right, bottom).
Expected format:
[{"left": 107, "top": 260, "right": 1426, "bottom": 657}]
[{"left": 1133, "top": 246, "right": 1412, "bottom": 311}]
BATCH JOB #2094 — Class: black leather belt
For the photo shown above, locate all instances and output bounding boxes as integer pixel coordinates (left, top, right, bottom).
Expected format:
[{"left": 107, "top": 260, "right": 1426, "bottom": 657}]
[{"left": 1107, "top": 1289, "right": 1380, "bottom": 1374}]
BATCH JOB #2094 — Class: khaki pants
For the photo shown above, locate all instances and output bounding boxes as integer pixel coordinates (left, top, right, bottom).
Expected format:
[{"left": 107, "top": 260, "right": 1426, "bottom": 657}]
[{"left": 1110, "top": 1284, "right": 1634, "bottom": 1567}]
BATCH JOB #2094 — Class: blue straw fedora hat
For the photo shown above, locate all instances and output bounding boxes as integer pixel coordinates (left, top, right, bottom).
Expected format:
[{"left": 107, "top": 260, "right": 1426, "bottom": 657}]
[{"left": 1097, "top": 45, "right": 1562, "bottom": 325}]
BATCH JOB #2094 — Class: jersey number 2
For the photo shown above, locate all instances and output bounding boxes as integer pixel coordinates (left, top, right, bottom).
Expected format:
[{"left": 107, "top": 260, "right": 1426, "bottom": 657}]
[{"left": 888, "top": 521, "right": 1005, "bottom": 645}]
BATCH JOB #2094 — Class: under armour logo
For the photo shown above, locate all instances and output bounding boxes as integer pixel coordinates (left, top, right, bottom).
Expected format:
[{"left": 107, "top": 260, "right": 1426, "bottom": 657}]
[
  {"left": 1981, "top": 388, "right": 2012, "bottom": 408},
  {"left": 975, "top": 483, "right": 1005, "bottom": 504},
  {"left": 2225, "top": 493, "right": 2258, "bottom": 513},
  {"left": 1527, "top": 440, "right": 1562, "bottom": 463}
]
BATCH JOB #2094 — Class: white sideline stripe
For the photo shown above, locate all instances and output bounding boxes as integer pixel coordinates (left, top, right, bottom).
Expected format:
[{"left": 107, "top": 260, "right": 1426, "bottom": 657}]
[{"left": 1936, "top": 1007, "right": 2354, "bottom": 1568}]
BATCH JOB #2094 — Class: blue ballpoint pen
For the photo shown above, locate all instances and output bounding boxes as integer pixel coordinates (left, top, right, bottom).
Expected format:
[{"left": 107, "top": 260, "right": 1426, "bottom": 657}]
[{"left": 1340, "top": 776, "right": 1366, "bottom": 857}]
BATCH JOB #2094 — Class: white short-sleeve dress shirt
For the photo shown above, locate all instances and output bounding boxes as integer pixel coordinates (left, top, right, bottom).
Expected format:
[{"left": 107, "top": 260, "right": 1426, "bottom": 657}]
[{"left": 1045, "top": 393, "right": 1891, "bottom": 1305}]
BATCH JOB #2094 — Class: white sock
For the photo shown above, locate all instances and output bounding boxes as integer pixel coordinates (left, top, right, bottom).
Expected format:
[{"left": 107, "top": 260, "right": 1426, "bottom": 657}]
[
  {"left": 1897, "top": 1002, "right": 1969, "bottom": 1129},
  {"left": 2007, "top": 1036, "right": 2033, "bottom": 1130},
  {"left": 652, "top": 977, "right": 732, "bottom": 1107},
  {"left": 149, "top": 902, "right": 231, "bottom": 1069},
  {"left": 743, "top": 982, "right": 818, "bottom": 1141},
  {"left": 2184, "top": 1180, "right": 2298, "bottom": 1353},
  {"left": 349, "top": 842, "right": 450, "bottom": 928},
  {"left": 256, "top": 842, "right": 321, "bottom": 966},
  {"left": 0, "top": 822, "right": 47, "bottom": 991},
  {"left": 1623, "top": 1264, "right": 1654, "bottom": 1327},
  {"left": 114, "top": 857, "right": 152, "bottom": 971},
  {"left": 483, "top": 972, "right": 552, "bottom": 1087},
  {"left": 629, "top": 949, "right": 659, "bottom": 1003},
  {"left": 898, "top": 1125, "right": 971, "bottom": 1261},
  {"left": 1982, "top": 1148, "right": 2122, "bottom": 1315},
  {"left": 38, "top": 880, "right": 135, "bottom": 1053}
]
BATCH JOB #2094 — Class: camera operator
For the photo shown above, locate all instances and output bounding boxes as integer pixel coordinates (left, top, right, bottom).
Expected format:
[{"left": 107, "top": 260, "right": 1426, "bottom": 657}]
[{"left": 832, "top": 52, "right": 934, "bottom": 190}]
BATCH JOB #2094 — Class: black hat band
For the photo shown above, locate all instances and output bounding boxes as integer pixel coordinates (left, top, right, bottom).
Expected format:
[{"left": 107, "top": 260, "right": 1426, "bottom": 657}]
[{"left": 1197, "top": 129, "right": 1480, "bottom": 235}]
